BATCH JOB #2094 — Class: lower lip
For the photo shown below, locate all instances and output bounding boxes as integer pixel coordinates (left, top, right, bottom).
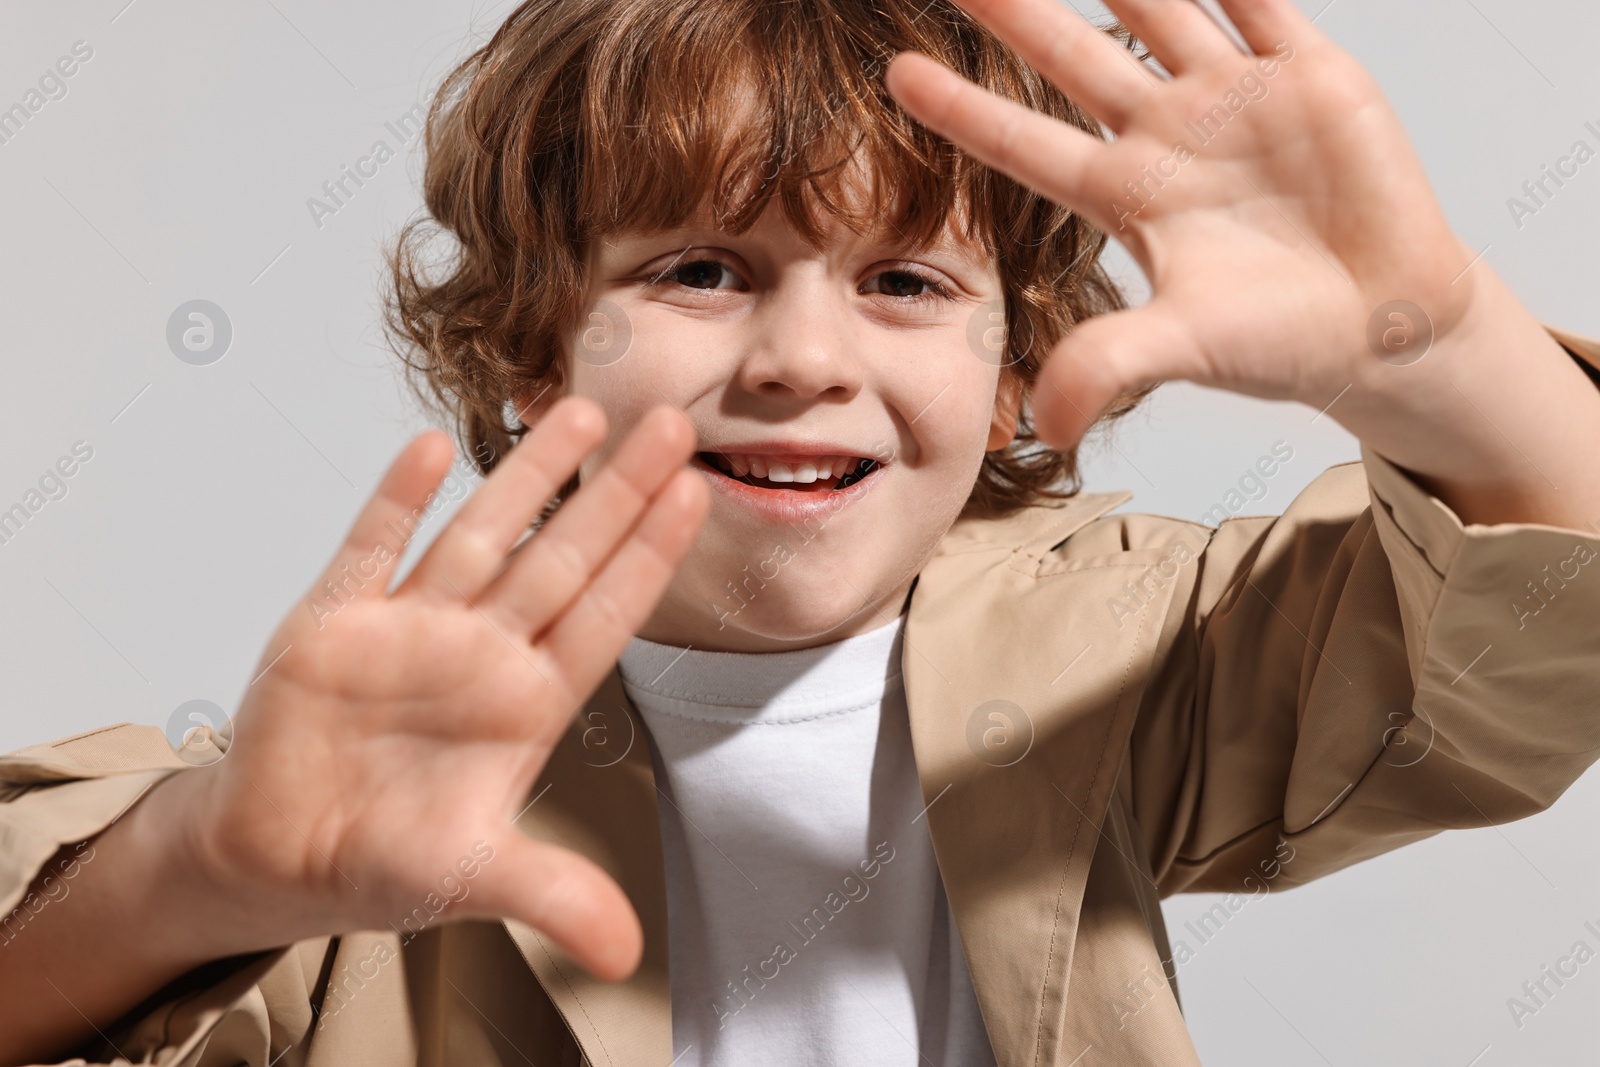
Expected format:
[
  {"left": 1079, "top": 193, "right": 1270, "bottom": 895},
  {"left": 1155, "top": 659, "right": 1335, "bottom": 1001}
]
[{"left": 691, "top": 455, "right": 885, "bottom": 524}]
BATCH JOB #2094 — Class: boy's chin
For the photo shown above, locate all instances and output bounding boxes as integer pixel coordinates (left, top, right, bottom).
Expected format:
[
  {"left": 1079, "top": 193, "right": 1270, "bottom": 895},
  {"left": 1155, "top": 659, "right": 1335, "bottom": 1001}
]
[
  {"left": 721, "top": 602, "right": 889, "bottom": 647},
  {"left": 653, "top": 581, "right": 906, "bottom": 652}
]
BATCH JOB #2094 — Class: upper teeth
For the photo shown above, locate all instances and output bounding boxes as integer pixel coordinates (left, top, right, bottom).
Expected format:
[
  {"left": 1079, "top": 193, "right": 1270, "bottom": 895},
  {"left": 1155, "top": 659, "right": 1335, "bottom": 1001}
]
[{"left": 708, "top": 453, "right": 866, "bottom": 483}]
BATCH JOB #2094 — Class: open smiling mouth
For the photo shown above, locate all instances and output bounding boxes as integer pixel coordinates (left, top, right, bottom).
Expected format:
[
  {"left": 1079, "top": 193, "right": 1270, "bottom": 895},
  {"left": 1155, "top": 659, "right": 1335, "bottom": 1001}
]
[{"left": 693, "top": 452, "right": 882, "bottom": 493}]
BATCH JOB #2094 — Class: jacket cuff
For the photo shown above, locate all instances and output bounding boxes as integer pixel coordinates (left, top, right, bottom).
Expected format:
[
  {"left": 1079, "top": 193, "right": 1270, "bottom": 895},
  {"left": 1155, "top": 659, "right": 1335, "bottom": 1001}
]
[
  {"left": 0, "top": 726, "right": 284, "bottom": 1065},
  {"left": 0, "top": 770, "right": 179, "bottom": 922},
  {"left": 1361, "top": 438, "right": 1600, "bottom": 761},
  {"left": 0, "top": 724, "right": 211, "bottom": 918},
  {"left": 1361, "top": 440, "right": 1600, "bottom": 685},
  {"left": 1359, "top": 443, "right": 1466, "bottom": 577},
  {"left": 1357, "top": 442, "right": 1463, "bottom": 672}
]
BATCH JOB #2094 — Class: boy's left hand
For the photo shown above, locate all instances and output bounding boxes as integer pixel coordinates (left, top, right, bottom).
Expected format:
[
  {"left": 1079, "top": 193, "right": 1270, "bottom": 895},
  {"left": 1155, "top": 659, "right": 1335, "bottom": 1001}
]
[{"left": 885, "top": 0, "right": 1600, "bottom": 529}]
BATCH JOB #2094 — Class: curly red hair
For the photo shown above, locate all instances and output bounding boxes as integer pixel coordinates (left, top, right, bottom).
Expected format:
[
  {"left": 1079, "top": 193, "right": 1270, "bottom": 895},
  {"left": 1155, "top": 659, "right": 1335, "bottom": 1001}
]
[{"left": 382, "top": 0, "right": 1149, "bottom": 520}]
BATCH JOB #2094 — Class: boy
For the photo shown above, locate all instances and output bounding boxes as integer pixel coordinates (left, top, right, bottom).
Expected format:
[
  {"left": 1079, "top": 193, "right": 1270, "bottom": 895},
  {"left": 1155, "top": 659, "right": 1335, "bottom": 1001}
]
[{"left": 3, "top": 0, "right": 1599, "bottom": 1063}]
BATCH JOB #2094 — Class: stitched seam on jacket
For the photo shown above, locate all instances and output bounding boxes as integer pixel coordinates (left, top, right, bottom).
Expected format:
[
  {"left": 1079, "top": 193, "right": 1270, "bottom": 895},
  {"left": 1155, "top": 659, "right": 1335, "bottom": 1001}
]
[
  {"left": 1031, "top": 558, "right": 1183, "bottom": 578},
  {"left": 47, "top": 722, "right": 135, "bottom": 748},
  {"left": 1363, "top": 452, "right": 1461, "bottom": 580},
  {"left": 1371, "top": 485, "right": 1448, "bottom": 582},
  {"left": 1015, "top": 548, "right": 1157, "bottom": 578},
  {"left": 534, "top": 934, "right": 615, "bottom": 1067},
  {"left": 1033, "top": 596, "right": 1150, "bottom": 1065},
  {"left": 941, "top": 498, "right": 1124, "bottom": 554}
]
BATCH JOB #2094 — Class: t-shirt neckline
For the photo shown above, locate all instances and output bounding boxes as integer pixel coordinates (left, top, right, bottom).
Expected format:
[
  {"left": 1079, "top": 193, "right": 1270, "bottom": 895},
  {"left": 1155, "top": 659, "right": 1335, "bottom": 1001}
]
[{"left": 617, "top": 611, "right": 906, "bottom": 722}]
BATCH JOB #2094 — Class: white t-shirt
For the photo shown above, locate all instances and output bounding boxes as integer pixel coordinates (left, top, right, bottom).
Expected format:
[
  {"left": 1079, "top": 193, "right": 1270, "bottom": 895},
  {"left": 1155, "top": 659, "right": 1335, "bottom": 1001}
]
[{"left": 617, "top": 611, "right": 995, "bottom": 1067}]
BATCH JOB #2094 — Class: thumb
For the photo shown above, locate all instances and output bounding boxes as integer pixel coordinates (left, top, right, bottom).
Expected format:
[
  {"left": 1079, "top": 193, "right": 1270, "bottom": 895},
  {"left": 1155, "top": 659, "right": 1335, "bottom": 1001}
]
[
  {"left": 1032, "top": 303, "right": 1202, "bottom": 450},
  {"left": 464, "top": 833, "right": 644, "bottom": 981}
]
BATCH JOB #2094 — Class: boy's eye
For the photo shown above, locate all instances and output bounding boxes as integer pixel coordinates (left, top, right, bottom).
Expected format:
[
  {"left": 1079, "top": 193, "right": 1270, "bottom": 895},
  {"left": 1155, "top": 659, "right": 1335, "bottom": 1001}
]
[
  {"left": 655, "top": 258, "right": 743, "bottom": 291},
  {"left": 863, "top": 268, "right": 954, "bottom": 305},
  {"left": 647, "top": 256, "right": 954, "bottom": 306}
]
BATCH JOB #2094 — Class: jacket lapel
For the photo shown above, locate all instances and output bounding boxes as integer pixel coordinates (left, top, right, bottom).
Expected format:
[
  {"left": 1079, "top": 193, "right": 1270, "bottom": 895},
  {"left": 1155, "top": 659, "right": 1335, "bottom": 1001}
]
[
  {"left": 902, "top": 491, "right": 1182, "bottom": 1067},
  {"left": 502, "top": 490, "right": 1175, "bottom": 1066},
  {"left": 503, "top": 668, "right": 673, "bottom": 1065}
]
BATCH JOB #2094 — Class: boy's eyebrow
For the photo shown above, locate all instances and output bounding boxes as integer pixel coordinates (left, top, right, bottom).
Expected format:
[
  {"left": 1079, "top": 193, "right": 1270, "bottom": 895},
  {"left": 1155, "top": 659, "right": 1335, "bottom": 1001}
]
[{"left": 602, "top": 225, "right": 989, "bottom": 266}]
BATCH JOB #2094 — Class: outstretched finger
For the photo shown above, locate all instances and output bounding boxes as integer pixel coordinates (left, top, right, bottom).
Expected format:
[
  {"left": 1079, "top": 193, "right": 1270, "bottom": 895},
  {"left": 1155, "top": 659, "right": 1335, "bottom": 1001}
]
[
  {"left": 482, "top": 404, "right": 700, "bottom": 638},
  {"left": 1100, "top": 0, "right": 1245, "bottom": 75},
  {"left": 1032, "top": 303, "right": 1205, "bottom": 449},
  {"left": 399, "top": 396, "right": 608, "bottom": 604},
  {"left": 933, "top": 0, "right": 1161, "bottom": 131},
  {"left": 885, "top": 51, "right": 1114, "bottom": 219},
  {"left": 310, "top": 429, "right": 457, "bottom": 605},
  {"left": 468, "top": 834, "right": 644, "bottom": 980},
  {"left": 537, "top": 468, "right": 710, "bottom": 700},
  {"left": 1212, "top": 0, "right": 1317, "bottom": 56}
]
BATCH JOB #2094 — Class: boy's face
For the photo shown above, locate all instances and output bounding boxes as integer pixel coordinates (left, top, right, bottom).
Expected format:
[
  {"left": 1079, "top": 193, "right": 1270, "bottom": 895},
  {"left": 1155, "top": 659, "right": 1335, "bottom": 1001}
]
[{"left": 524, "top": 186, "right": 1022, "bottom": 652}]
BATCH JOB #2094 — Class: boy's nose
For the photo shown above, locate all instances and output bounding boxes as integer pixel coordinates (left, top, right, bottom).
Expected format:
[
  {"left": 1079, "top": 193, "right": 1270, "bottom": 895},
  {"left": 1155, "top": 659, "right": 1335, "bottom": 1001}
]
[{"left": 734, "top": 290, "right": 864, "bottom": 401}]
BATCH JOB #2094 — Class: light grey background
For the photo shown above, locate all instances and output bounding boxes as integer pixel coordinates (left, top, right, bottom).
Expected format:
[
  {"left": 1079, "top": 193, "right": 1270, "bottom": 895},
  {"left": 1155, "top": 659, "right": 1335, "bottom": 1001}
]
[{"left": 1, "top": 0, "right": 1596, "bottom": 1062}]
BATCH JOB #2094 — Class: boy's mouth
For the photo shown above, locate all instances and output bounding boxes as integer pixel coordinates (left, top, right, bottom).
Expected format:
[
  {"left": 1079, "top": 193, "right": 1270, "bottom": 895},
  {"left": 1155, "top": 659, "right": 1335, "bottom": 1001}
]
[{"left": 693, "top": 451, "right": 882, "bottom": 493}]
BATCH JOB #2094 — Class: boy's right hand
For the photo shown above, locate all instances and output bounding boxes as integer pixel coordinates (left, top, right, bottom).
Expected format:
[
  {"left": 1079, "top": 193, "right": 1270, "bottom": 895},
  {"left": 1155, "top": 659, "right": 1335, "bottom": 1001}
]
[{"left": 154, "top": 396, "right": 708, "bottom": 980}]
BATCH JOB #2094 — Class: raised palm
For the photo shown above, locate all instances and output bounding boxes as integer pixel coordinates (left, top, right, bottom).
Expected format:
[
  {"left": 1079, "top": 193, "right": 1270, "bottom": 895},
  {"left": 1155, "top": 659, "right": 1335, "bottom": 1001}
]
[
  {"left": 172, "top": 397, "right": 708, "bottom": 979},
  {"left": 886, "top": 0, "right": 1480, "bottom": 446}
]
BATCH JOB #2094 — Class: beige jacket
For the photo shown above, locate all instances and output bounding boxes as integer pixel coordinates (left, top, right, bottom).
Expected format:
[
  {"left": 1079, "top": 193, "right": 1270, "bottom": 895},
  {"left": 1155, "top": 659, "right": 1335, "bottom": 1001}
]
[{"left": 6, "top": 325, "right": 1600, "bottom": 1067}]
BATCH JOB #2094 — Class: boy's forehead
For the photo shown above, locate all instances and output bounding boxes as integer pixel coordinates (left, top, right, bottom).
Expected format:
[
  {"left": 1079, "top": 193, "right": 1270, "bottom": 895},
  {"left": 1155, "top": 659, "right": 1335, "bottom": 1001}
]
[{"left": 598, "top": 199, "right": 993, "bottom": 268}]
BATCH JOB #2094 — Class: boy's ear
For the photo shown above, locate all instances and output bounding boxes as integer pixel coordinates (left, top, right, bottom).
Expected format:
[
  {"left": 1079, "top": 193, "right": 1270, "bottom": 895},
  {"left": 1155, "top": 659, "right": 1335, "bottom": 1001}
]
[
  {"left": 513, "top": 383, "right": 565, "bottom": 430},
  {"left": 986, "top": 370, "right": 1023, "bottom": 452}
]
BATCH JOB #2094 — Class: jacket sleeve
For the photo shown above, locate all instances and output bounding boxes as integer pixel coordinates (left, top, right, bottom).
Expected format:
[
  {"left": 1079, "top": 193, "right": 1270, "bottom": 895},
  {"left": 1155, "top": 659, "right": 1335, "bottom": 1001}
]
[
  {"left": 0, "top": 724, "right": 297, "bottom": 1066},
  {"left": 1126, "top": 327, "right": 1600, "bottom": 896}
]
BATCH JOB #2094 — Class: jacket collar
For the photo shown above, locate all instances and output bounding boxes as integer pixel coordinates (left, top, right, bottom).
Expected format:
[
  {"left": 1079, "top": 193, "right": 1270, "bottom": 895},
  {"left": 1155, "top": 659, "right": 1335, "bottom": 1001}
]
[
  {"left": 503, "top": 668, "right": 671, "bottom": 1065},
  {"left": 934, "top": 490, "right": 1133, "bottom": 558},
  {"left": 899, "top": 487, "right": 1179, "bottom": 1065},
  {"left": 507, "top": 489, "right": 1141, "bottom": 1066}
]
